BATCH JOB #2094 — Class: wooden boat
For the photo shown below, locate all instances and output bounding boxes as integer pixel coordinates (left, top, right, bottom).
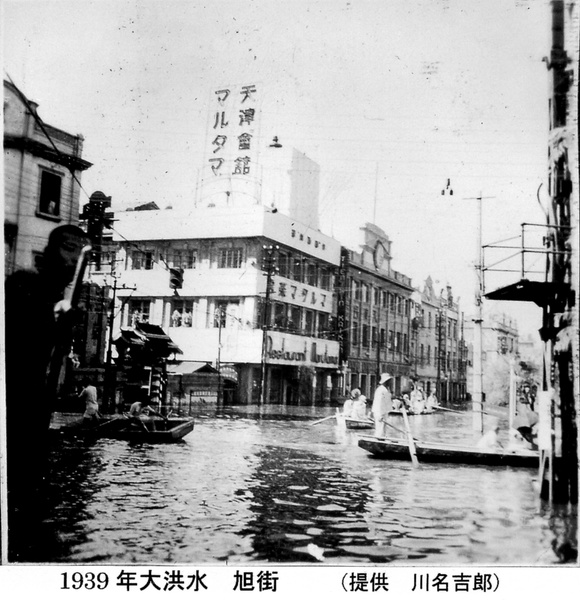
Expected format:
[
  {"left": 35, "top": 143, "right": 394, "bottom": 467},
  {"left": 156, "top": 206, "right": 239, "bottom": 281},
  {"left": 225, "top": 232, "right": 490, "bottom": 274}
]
[
  {"left": 344, "top": 416, "right": 374, "bottom": 430},
  {"left": 358, "top": 436, "right": 539, "bottom": 468},
  {"left": 56, "top": 416, "right": 195, "bottom": 443},
  {"left": 389, "top": 408, "right": 436, "bottom": 416}
]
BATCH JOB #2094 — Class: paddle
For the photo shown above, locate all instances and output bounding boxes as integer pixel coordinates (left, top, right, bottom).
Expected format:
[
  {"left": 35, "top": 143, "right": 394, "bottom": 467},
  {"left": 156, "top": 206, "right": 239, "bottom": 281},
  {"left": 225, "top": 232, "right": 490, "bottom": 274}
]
[
  {"left": 310, "top": 414, "right": 337, "bottom": 426},
  {"left": 435, "top": 406, "right": 464, "bottom": 414},
  {"left": 400, "top": 406, "right": 420, "bottom": 467}
]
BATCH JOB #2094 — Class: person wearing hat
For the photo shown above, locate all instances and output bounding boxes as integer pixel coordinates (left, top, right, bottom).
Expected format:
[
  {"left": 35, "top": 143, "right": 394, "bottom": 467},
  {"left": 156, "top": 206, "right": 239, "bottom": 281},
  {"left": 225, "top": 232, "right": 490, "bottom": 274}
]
[
  {"left": 343, "top": 388, "right": 360, "bottom": 418},
  {"left": 372, "top": 373, "right": 393, "bottom": 437},
  {"left": 352, "top": 394, "right": 368, "bottom": 420}
]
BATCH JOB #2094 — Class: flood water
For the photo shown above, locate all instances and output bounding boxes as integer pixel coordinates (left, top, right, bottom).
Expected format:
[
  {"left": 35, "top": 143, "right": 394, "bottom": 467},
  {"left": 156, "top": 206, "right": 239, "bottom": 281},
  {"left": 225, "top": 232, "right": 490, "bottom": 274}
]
[{"left": 23, "top": 406, "right": 577, "bottom": 564}]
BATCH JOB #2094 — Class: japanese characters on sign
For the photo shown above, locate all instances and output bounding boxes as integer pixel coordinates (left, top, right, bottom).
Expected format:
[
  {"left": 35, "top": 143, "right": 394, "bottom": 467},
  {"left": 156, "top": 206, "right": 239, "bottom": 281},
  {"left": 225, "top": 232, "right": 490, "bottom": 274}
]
[
  {"left": 336, "top": 247, "right": 350, "bottom": 363},
  {"left": 270, "top": 274, "right": 332, "bottom": 314},
  {"left": 205, "top": 84, "right": 261, "bottom": 181}
]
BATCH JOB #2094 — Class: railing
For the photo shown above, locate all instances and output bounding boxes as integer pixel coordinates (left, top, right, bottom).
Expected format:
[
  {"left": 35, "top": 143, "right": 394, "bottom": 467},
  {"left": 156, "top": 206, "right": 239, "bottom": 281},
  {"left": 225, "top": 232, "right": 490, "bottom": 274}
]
[{"left": 482, "top": 222, "right": 572, "bottom": 288}]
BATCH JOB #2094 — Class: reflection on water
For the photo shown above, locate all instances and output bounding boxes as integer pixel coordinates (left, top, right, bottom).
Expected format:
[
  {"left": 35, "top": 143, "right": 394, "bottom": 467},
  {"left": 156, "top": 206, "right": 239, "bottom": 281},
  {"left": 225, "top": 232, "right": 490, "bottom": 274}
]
[{"left": 16, "top": 406, "right": 577, "bottom": 564}]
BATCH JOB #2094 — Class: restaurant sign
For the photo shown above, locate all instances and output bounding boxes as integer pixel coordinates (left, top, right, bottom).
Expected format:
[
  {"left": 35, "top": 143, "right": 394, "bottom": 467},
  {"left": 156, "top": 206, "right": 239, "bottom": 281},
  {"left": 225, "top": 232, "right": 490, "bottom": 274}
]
[{"left": 265, "top": 332, "right": 339, "bottom": 367}]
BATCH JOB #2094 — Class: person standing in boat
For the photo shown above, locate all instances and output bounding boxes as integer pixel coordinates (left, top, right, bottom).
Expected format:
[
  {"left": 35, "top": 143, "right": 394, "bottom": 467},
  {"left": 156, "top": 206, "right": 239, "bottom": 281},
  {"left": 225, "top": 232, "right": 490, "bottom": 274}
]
[
  {"left": 79, "top": 377, "right": 101, "bottom": 425},
  {"left": 372, "top": 373, "right": 393, "bottom": 438},
  {"left": 343, "top": 388, "right": 360, "bottom": 418},
  {"left": 410, "top": 383, "right": 426, "bottom": 414}
]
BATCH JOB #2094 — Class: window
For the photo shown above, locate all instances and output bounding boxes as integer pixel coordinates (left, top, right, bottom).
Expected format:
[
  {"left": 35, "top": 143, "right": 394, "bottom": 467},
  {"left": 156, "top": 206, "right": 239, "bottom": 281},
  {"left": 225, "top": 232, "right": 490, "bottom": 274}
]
[
  {"left": 213, "top": 300, "right": 239, "bottom": 328},
  {"left": 319, "top": 267, "right": 332, "bottom": 290},
  {"left": 218, "top": 248, "right": 243, "bottom": 268},
  {"left": 273, "top": 302, "right": 287, "bottom": 329},
  {"left": 38, "top": 169, "right": 62, "bottom": 217},
  {"left": 361, "top": 284, "right": 370, "bottom": 303},
  {"left": 214, "top": 301, "right": 228, "bottom": 328},
  {"left": 278, "top": 253, "right": 289, "bottom": 278},
  {"left": 100, "top": 251, "right": 116, "bottom": 267},
  {"left": 172, "top": 249, "right": 197, "bottom": 269},
  {"left": 129, "top": 299, "right": 150, "bottom": 325},
  {"left": 318, "top": 313, "right": 330, "bottom": 338},
  {"left": 396, "top": 332, "right": 401, "bottom": 353},
  {"left": 132, "top": 250, "right": 153, "bottom": 270},
  {"left": 373, "top": 287, "right": 380, "bottom": 306},
  {"left": 371, "top": 326, "right": 377, "bottom": 348},
  {"left": 427, "top": 345, "right": 431, "bottom": 364},
  {"left": 170, "top": 299, "right": 196, "bottom": 327},
  {"left": 353, "top": 280, "right": 361, "bottom": 301},
  {"left": 352, "top": 322, "right": 359, "bottom": 346},
  {"left": 362, "top": 324, "right": 369, "bottom": 347},
  {"left": 306, "top": 262, "right": 317, "bottom": 286},
  {"left": 289, "top": 306, "right": 301, "bottom": 333},
  {"left": 304, "top": 310, "right": 314, "bottom": 335}
]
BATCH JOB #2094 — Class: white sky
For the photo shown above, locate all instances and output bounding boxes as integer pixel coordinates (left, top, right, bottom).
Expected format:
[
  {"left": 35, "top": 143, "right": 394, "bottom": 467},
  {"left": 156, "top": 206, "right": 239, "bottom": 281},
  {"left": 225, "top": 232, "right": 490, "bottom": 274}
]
[{"left": 3, "top": 0, "right": 551, "bottom": 334}]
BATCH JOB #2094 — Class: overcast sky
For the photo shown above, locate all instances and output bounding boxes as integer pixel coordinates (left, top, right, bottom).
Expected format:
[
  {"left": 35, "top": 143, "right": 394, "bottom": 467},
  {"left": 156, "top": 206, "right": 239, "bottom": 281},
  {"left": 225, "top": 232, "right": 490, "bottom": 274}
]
[{"left": 3, "top": 0, "right": 551, "bottom": 334}]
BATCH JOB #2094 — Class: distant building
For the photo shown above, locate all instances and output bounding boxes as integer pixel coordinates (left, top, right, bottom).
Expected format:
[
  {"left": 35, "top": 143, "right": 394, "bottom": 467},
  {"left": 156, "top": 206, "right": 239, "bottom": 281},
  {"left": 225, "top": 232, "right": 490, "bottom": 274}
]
[
  {"left": 464, "top": 311, "right": 519, "bottom": 405},
  {"left": 339, "top": 223, "right": 415, "bottom": 397},
  {"left": 110, "top": 204, "right": 342, "bottom": 405},
  {"left": 3, "top": 79, "right": 91, "bottom": 275},
  {"left": 415, "top": 278, "right": 467, "bottom": 402}
]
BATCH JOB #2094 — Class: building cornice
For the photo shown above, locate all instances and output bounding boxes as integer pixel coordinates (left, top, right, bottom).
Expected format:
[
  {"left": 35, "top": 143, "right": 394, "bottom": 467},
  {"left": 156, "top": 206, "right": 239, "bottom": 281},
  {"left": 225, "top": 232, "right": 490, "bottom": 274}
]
[{"left": 4, "top": 134, "right": 92, "bottom": 171}]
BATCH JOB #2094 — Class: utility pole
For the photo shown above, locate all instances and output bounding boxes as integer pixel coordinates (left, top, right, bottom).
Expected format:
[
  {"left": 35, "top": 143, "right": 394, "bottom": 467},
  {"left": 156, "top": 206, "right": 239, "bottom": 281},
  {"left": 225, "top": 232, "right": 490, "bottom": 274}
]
[
  {"left": 104, "top": 276, "right": 136, "bottom": 412},
  {"left": 104, "top": 276, "right": 118, "bottom": 412},
  {"left": 259, "top": 245, "right": 278, "bottom": 404},
  {"left": 216, "top": 304, "right": 223, "bottom": 403},
  {"left": 464, "top": 193, "right": 494, "bottom": 433}
]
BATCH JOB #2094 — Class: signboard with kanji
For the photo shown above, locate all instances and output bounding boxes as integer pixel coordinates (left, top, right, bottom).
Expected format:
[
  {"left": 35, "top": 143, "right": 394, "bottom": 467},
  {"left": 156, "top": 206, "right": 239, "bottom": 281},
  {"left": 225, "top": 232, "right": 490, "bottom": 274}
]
[{"left": 200, "top": 84, "right": 262, "bottom": 204}]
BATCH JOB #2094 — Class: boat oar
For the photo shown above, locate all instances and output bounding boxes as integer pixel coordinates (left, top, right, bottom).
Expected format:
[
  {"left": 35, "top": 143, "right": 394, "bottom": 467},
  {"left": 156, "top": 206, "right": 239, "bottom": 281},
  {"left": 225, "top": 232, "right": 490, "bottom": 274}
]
[
  {"left": 435, "top": 406, "right": 464, "bottom": 414},
  {"left": 436, "top": 406, "right": 493, "bottom": 416},
  {"left": 401, "top": 406, "right": 420, "bottom": 467},
  {"left": 310, "top": 414, "right": 337, "bottom": 426}
]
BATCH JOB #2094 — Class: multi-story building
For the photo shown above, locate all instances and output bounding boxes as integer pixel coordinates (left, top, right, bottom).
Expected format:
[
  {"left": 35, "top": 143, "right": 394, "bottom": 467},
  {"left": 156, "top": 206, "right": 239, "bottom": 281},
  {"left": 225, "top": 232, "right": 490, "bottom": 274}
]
[
  {"left": 339, "top": 223, "right": 416, "bottom": 398},
  {"left": 111, "top": 204, "right": 342, "bottom": 405},
  {"left": 3, "top": 79, "right": 91, "bottom": 275},
  {"left": 464, "top": 311, "right": 519, "bottom": 405},
  {"left": 415, "top": 278, "right": 467, "bottom": 402}
]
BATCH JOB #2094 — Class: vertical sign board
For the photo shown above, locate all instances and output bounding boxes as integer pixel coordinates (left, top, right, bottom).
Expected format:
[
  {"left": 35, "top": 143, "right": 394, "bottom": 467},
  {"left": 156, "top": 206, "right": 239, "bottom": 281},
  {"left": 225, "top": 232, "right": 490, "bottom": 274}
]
[
  {"left": 200, "top": 84, "right": 263, "bottom": 204},
  {"left": 336, "top": 247, "right": 350, "bottom": 364}
]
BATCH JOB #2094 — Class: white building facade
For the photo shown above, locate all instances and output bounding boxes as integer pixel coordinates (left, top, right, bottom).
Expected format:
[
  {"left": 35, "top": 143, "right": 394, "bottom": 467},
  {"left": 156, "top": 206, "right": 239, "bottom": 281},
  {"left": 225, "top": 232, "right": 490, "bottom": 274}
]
[{"left": 112, "top": 205, "right": 342, "bottom": 405}]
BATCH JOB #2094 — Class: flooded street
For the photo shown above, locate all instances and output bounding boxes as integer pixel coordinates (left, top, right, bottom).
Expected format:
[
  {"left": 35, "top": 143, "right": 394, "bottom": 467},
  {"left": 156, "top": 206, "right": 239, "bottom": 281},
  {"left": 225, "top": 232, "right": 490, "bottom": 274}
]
[{"left": 30, "top": 407, "right": 576, "bottom": 564}]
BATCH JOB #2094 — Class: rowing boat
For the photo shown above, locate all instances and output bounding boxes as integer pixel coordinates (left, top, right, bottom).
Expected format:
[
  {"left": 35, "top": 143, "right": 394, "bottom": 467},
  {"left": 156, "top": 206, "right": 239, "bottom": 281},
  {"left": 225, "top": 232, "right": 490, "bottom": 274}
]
[
  {"left": 344, "top": 416, "right": 374, "bottom": 430},
  {"left": 56, "top": 416, "right": 195, "bottom": 443},
  {"left": 358, "top": 436, "right": 539, "bottom": 468}
]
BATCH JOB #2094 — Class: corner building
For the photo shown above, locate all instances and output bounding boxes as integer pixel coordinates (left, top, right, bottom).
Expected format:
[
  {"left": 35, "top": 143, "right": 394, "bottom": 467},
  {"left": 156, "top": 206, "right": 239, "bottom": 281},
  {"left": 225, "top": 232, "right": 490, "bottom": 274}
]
[
  {"left": 112, "top": 205, "right": 341, "bottom": 405},
  {"left": 340, "top": 224, "right": 416, "bottom": 397}
]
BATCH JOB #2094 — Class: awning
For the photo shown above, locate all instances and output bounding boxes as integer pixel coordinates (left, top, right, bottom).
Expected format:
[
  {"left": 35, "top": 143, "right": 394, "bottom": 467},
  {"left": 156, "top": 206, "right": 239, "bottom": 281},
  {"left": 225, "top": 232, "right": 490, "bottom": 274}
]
[
  {"left": 166, "top": 361, "right": 218, "bottom": 375},
  {"left": 484, "top": 279, "right": 568, "bottom": 307}
]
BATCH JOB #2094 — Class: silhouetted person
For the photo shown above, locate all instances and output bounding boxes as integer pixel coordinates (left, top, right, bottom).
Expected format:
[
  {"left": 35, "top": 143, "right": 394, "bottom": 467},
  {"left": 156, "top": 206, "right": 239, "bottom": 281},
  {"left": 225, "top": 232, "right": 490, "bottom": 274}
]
[{"left": 4, "top": 224, "right": 90, "bottom": 560}]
